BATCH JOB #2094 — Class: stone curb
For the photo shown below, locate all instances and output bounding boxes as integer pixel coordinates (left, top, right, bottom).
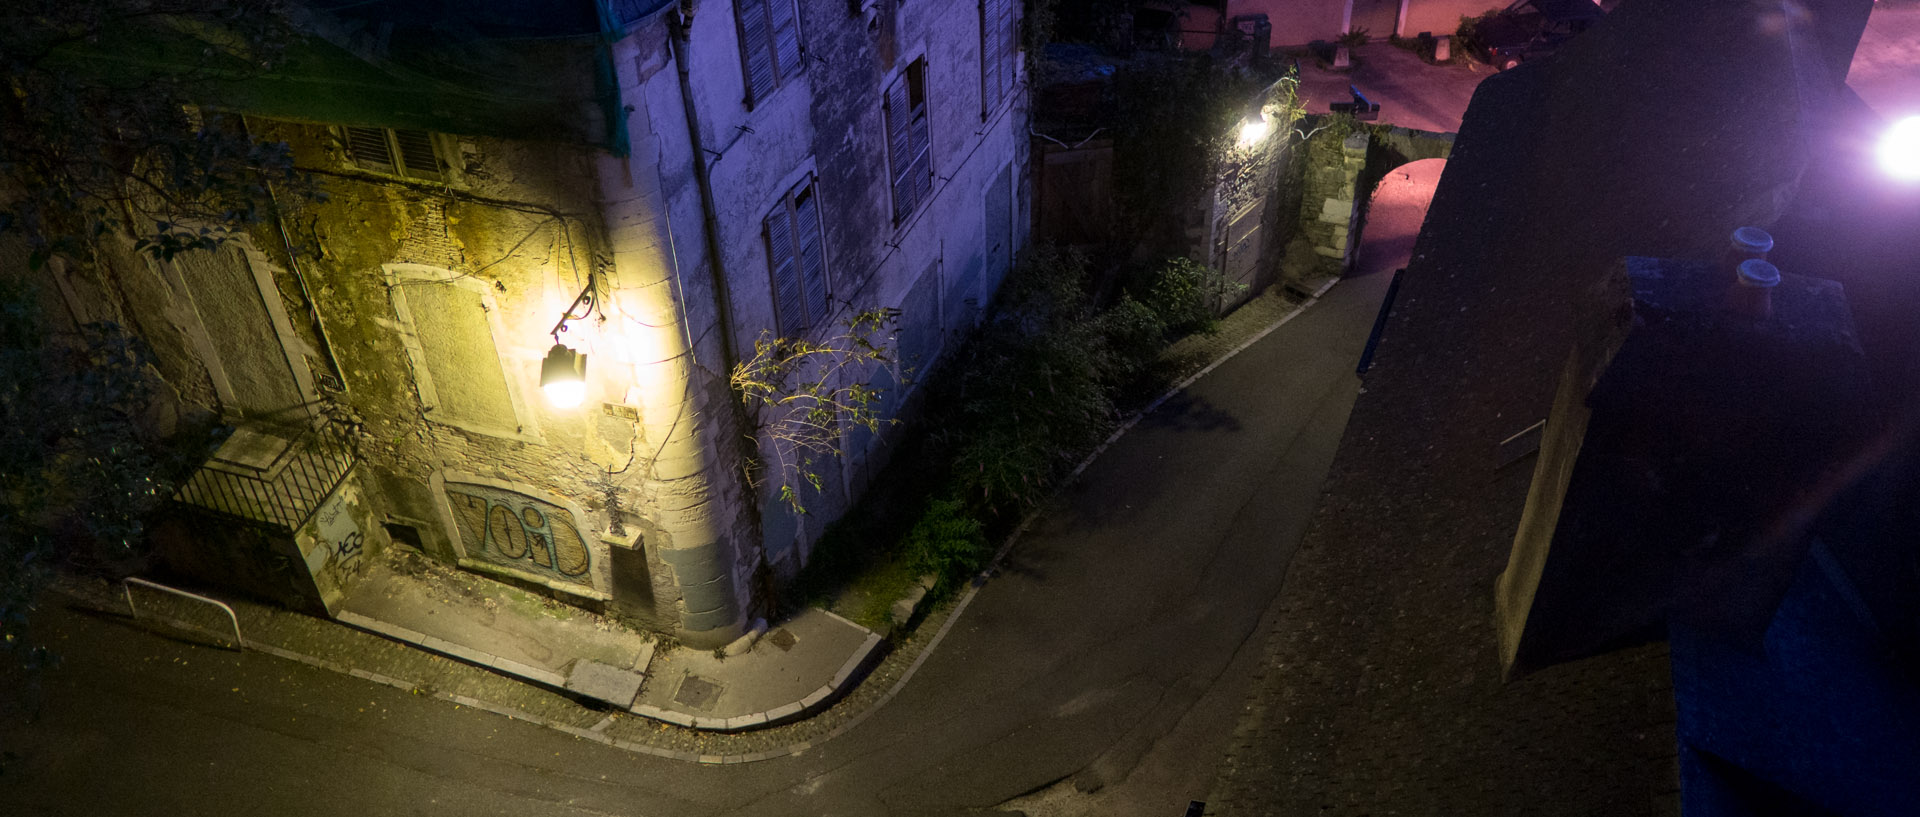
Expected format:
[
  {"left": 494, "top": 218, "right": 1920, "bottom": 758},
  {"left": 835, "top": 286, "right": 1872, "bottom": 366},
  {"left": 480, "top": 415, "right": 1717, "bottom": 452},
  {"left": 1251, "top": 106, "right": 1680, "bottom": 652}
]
[{"left": 332, "top": 607, "right": 885, "bottom": 734}]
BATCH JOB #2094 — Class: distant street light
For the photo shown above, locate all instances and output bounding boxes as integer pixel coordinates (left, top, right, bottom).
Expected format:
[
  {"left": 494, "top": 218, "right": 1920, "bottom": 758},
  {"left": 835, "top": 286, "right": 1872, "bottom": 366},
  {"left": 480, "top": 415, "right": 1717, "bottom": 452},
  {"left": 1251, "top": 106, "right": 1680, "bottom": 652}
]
[{"left": 1878, "top": 115, "right": 1920, "bottom": 181}]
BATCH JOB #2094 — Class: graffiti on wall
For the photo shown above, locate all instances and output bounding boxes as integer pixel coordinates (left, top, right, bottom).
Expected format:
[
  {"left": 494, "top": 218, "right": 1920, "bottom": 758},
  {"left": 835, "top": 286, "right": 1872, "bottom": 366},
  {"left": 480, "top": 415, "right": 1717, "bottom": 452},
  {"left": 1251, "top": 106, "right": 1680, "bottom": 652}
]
[{"left": 445, "top": 482, "right": 592, "bottom": 586}]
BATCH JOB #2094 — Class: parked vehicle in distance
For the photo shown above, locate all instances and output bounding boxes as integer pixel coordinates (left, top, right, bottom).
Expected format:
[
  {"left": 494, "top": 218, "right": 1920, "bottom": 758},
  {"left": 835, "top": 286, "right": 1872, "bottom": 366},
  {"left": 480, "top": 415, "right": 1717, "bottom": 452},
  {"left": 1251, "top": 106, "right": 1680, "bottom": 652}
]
[{"left": 1468, "top": 0, "right": 1605, "bottom": 71}]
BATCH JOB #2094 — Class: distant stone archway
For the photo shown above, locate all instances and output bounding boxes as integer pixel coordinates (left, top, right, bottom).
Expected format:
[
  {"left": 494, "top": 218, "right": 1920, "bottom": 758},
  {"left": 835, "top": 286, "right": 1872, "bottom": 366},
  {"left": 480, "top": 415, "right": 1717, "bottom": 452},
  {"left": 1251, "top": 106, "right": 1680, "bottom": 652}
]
[{"left": 1353, "top": 157, "right": 1448, "bottom": 279}]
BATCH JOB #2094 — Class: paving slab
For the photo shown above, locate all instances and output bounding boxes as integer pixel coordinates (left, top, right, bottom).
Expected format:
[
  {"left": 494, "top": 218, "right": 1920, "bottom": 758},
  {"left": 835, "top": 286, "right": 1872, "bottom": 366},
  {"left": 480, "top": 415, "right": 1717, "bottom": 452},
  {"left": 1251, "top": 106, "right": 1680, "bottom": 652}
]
[
  {"left": 633, "top": 607, "right": 877, "bottom": 723},
  {"left": 338, "top": 548, "right": 653, "bottom": 678}
]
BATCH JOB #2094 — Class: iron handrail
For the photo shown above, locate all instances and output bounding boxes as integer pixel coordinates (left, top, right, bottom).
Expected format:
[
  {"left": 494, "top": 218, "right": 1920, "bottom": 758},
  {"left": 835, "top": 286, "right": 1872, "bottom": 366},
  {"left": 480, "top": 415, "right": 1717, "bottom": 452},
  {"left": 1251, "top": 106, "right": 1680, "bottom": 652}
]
[{"left": 124, "top": 577, "right": 244, "bottom": 650}]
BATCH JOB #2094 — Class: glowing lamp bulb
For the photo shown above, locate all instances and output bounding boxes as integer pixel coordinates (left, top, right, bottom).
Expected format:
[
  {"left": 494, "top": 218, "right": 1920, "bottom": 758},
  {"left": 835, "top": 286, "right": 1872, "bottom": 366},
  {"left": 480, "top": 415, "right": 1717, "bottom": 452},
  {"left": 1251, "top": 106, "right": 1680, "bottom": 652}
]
[
  {"left": 1238, "top": 111, "right": 1271, "bottom": 147},
  {"left": 540, "top": 343, "right": 587, "bottom": 409},
  {"left": 1878, "top": 116, "right": 1920, "bottom": 181}
]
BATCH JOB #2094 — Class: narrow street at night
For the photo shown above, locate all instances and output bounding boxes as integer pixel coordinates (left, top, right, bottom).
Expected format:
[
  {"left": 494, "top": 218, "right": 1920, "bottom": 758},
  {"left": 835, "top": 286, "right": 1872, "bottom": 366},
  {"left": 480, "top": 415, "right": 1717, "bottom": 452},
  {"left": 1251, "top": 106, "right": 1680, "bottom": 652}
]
[{"left": 0, "top": 166, "right": 1435, "bottom": 814}]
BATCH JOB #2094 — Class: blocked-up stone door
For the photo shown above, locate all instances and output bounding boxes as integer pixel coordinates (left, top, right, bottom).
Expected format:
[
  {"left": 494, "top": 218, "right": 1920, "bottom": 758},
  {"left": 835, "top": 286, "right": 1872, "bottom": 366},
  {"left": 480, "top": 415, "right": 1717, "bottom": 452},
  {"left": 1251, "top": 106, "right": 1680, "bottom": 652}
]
[{"left": 158, "top": 243, "right": 319, "bottom": 424}]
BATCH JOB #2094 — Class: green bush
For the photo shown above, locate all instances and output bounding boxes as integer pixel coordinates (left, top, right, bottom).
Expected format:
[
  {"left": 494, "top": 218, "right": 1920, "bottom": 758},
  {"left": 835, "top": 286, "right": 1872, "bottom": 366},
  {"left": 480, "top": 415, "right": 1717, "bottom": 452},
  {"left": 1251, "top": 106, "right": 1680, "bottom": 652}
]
[
  {"left": 905, "top": 499, "right": 990, "bottom": 585},
  {"left": 799, "top": 243, "right": 1253, "bottom": 624},
  {"left": 1454, "top": 9, "right": 1503, "bottom": 63},
  {"left": 942, "top": 246, "right": 1121, "bottom": 511},
  {"left": 1141, "top": 256, "right": 1241, "bottom": 337}
]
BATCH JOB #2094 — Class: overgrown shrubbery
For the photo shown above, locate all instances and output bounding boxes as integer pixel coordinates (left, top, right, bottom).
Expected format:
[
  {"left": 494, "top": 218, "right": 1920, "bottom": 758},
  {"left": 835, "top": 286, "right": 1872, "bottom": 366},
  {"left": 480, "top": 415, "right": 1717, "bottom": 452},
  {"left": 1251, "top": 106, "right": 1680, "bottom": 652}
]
[
  {"left": 0, "top": 279, "right": 200, "bottom": 673},
  {"left": 1104, "top": 55, "right": 1263, "bottom": 254},
  {"left": 1143, "top": 256, "right": 1242, "bottom": 337},
  {"left": 794, "top": 247, "right": 1237, "bottom": 622},
  {"left": 1454, "top": 9, "right": 1503, "bottom": 64}
]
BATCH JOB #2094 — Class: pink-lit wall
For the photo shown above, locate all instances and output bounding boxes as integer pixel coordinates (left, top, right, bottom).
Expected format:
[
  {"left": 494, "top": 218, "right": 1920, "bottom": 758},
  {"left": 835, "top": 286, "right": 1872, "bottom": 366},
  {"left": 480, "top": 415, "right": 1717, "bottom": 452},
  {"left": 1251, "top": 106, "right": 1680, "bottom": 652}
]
[{"left": 1224, "top": 0, "right": 1505, "bottom": 47}]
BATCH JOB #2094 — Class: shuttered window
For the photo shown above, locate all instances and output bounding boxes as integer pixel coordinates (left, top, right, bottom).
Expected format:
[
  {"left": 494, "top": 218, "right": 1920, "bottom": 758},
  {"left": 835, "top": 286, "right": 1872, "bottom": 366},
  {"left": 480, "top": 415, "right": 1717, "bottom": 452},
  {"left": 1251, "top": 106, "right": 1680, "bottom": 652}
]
[
  {"left": 885, "top": 59, "right": 933, "bottom": 224},
  {"left": 980, "top": 0, "right": 1018, "bottom": 118},
  {"left": 344, "top": 126, "right": 445, "bottom": 181},
  {"left": 737, "top": 0, "right": 805, "bottom": 107},
  {"left": 766, "top": 179, "right": 830, "bottom": 335}
]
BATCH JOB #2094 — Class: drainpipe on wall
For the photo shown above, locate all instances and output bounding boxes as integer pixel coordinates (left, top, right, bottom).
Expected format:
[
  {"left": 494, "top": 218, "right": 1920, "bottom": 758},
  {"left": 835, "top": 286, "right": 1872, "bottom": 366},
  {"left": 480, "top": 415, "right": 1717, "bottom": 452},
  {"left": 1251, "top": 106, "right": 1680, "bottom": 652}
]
[
  {"left": 580, "top": 4, "right": 753, "bottom": 649},
  {"left": 669, "top": 3, "right": 739, "bottom": 371}
]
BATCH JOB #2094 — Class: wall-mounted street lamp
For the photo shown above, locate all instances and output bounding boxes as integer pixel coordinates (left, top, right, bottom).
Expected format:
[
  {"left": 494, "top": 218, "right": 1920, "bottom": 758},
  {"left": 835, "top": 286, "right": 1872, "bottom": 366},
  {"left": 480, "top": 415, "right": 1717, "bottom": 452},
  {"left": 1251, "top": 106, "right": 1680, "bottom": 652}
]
[
  {"left": 1237, "top": 105, "right": 1271, "bottom": 148},
  {"left": 540, "top": 277, "right": 596, "bottom": 409},
  {"left": 1878, "top": 116, "right": 1920, "bottom": 181}
]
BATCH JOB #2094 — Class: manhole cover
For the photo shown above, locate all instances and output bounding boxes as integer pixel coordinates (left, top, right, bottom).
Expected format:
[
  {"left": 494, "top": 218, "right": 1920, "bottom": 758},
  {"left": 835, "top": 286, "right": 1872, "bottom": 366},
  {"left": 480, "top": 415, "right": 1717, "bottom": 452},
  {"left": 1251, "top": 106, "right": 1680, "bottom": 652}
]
[
  {"left": 674, "top": 675, "right": 723, "bottom": 710},
  {"left": 769, "top": 628, "right": 797, "bottom": 651}
]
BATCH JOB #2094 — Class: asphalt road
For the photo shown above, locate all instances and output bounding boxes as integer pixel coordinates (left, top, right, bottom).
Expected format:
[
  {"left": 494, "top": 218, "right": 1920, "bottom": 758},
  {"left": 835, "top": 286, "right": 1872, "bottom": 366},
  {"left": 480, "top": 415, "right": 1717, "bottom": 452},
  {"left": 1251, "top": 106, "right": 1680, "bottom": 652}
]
[{"left": 1, "top": 177, "right": 1432, "bottom": 817}]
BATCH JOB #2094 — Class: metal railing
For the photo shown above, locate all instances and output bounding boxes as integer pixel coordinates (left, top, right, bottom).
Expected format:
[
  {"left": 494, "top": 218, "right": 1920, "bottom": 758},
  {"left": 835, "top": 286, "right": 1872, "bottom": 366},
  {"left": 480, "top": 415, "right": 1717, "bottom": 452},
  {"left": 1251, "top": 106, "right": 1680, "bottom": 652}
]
[
  {"left": 124, "top": 577, "right": 244, "bottom": 650},
  {"left": 172, "top": 424, "right": 356, "bottom": 532}
]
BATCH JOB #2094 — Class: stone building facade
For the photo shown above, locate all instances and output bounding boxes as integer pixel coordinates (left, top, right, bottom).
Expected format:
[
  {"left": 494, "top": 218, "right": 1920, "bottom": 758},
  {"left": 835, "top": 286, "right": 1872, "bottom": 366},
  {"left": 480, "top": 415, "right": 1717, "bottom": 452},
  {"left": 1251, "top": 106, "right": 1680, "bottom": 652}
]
[{"left": 36, "top": 0, "right": 1028, "bottom": 649}]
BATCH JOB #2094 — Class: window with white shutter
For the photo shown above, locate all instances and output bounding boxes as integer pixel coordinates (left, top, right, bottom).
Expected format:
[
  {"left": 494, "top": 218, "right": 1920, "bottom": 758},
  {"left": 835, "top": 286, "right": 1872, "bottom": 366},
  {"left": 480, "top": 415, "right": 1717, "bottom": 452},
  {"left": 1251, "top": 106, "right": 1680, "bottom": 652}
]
[
  {"left": 344, "top": 126, "right": 446, "bottom": 181},
  {"left": 737, "top": 0, "right": 805, "bottom": 107},
  {"left": 766, "top": 178, "right": 831, "bottom": 335},
  {"left": 885, "top": 59, "right": 932, "bottom": 224},
  {"left": 980, "top": 0, "right": 1018, "bottom": 119}
]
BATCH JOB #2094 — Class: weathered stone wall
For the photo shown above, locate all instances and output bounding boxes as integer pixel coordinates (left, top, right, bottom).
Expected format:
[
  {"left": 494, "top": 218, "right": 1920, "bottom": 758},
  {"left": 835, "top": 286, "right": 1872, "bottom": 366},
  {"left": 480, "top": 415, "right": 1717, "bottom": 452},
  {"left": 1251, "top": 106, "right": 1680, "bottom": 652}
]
[
  {"left": 241, "top": 118, "right": 660, "bottom": 618},
  {"left": 1287, "top": 120, "right": 1371, "bottom": 283},
  {"left": 1201, "top": 80, "right": 1307, "bottom": 306},
  {"left": 621, "top": 0, "right": 1032, "bottom": 581},
  {"left": 1280, "top": 118, "right": 1454, "bottom": 286}
]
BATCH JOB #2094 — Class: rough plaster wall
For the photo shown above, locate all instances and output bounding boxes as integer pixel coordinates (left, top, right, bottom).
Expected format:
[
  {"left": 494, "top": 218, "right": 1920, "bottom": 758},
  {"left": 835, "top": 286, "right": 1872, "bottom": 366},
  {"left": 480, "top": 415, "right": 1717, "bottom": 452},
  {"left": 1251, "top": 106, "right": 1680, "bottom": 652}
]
[
  {"left": 781, "top": 0, "right": 1032, "bottom": 553},
  {"left": 604, "top": 2, "right": 1031, "bottom": 592},
  {"left": 244, "top": 119, "right": 647, "bottom": 616},
  {"left": 592, "top": 22, "right": 770, "bottom": 643},
  {"left": 692, "top": 1, "right": 817, "bottom": 346},
  {"left": 170, "top": 245, "right": 309, "bottom": 422},
  {"left": 94, "top": 238, "right": 226, "bottom": 420},
  {"left": 806, "top": 0, "right": 892, "bottom": 308}
]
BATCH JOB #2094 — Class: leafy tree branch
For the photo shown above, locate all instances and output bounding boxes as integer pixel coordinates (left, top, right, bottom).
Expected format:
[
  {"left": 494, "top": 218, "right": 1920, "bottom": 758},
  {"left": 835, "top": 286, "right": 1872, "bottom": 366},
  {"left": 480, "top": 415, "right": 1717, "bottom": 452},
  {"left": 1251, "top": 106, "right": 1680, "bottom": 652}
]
[{"left": 731, "top": 308, "right": 903, "bottom": 512}]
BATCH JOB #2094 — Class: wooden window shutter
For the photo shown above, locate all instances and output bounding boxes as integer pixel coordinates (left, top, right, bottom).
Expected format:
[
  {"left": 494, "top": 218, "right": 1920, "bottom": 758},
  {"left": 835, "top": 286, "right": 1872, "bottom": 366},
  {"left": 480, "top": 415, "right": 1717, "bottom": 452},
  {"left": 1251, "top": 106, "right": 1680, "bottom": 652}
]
[
  {"left": 980, "top": 0, "right": 1013, "bottom": 116},
  {"left": 739, "top": 0, "right": 777, "bottom": 104},
  {"left": 766, "top": 200, "right": 806, "bottom": 334},
  {"left": 906, "top": 64, "right": 933, "bottom": 212},
  {"left": 885, "top": 75, "right": 914, "bottom": 222},
  {"left": 770, "top": 0, "right": 802, "bottom": 83},
  {"left": 392, "top": 129, "right": 443, "bottom": 180},
  {"left": 794, "top": 185, "right": 829, "bottom": 324},
  {"left": 345, "top": 126, "right": 395, "bottom": 174}
]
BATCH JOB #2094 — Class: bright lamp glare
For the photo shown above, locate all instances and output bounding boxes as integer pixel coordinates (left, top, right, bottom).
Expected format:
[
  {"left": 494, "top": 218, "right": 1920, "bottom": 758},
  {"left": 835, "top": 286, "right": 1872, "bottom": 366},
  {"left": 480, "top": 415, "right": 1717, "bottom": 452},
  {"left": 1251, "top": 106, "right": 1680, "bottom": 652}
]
[
  {"left": 543, "top": 379, "right": 586, "bottom": 409},
  {"left": 1879, "top": 116, "right": 1920, "bottom": 180},
  {"left": 1238, "top": 113, "right": 1271, "bottom": 147},
  {"left": 539, "top": 343, "right": 587, "bottom": 409}
]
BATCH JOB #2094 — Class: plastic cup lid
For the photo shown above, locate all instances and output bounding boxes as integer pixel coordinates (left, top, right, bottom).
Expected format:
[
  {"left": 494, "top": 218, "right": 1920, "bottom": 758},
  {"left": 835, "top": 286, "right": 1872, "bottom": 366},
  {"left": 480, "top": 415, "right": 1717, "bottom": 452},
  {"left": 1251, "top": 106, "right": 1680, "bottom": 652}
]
[
  {"left": 1731, "top": 226, "right": 1774, "bottom": 253},
  {"left": 1737, "top": 259, "right": 1781, "bottom": 287}
]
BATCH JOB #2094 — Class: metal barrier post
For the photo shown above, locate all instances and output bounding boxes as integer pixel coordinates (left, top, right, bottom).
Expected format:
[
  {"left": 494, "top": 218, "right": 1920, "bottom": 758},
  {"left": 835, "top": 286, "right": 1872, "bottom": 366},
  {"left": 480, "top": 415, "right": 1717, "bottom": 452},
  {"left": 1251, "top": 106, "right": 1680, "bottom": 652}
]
[{"left": 123, "top": 577, "right": 245, "bottom": 651}]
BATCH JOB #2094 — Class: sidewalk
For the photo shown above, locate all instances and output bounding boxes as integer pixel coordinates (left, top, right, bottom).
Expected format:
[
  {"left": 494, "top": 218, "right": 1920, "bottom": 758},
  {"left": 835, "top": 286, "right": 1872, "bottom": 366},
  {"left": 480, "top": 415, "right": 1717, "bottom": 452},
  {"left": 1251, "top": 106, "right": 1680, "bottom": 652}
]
[
  {"left": 328, "top": 548, "right": 882, "bottom": 728},
  {"left": 71, "top": 543, "right": 890, "bottom": 760}
]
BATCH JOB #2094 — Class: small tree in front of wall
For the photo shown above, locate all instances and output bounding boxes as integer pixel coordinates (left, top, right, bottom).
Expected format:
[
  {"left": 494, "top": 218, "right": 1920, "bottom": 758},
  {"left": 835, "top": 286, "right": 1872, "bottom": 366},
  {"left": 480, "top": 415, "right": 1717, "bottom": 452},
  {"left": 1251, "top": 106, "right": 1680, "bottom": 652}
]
[{"left": 731, "top": 308, "right": 903, "bottom": 513}]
